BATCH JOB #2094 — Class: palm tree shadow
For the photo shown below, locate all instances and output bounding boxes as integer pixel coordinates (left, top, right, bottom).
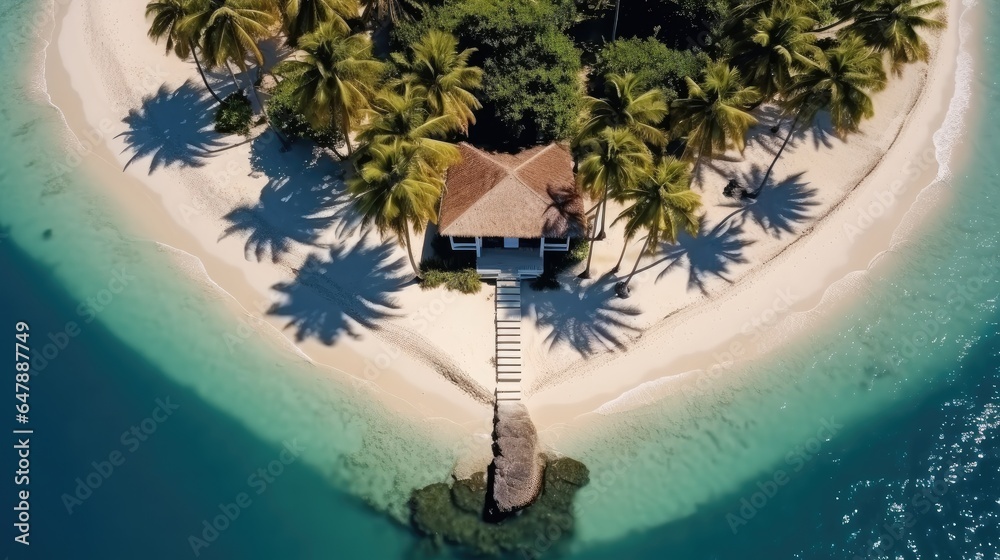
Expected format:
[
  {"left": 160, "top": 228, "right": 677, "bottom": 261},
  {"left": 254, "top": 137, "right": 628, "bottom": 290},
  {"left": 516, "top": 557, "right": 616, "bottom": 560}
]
[
  {"left": 721, "top": 166, "right": 820, "bottom": 238},
  {"left": 220, "top": 135, "right": 359, "bottom": 263},
  {"left": 750, "top": 105, "right": 836, "bottom": 154},
  {"left": 657, "top": 220, "right": 755, "bottom": 295},
  {"left": 267, "top": 238, "right": 408, "bottom": 345},
  {"left": 743, "top": 171, "right": 820, "bottom": 238},
  {"left": 528, "top": 278, "right": 643, "bottom": 355},
  {"left": 118, "top": 80, "right": 229, "bottom": 172}
]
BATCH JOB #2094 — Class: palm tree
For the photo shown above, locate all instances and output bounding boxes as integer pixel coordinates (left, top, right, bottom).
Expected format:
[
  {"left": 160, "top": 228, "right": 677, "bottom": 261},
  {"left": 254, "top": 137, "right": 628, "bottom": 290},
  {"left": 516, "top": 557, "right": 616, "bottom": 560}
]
[
  {"left": 273, "top": 22, "right": 384, "bottom": 157},
  {"left": 575, "top": 127, "right": 653, "bottom": 279},
  {"left": 361, "top": 0, "right": 416, "bottom": 26},
  {"left": 574, "top": 73, "right": 668, "bottom": 243},
  {"left": 185, "top": 0, "right": 279, "bottom": 96},
  {"left": 730, "top": 3, "right": 818, "bottom": 103},
  {"left": 357, "top": 87, "right": 462, "bottom": 171},
  {"left": 348, "top": 140, "right": 443, "bottom": 278},
  {"left": 392, "top": 30, "right": 483, "bottom": 133},
  {"left": 146, "top": 0, "right": 223, "bottom": 103},
  {"left": 841, "top": 0, "right": 945, "bottom": 75},
  {"left": 671, "top": 63, "right": 760, "bottom": 184},
  {"left": 279, "top": 0, "right": 354, "bottom": 47},
  {"left": 614, "top": 157, "right": 702, "bottom": 298},
  {"left": 574, "top": 73, "right": 669, "bottom": 149},
  {"left": 751, "top": 36, "right": 888, "bottom": 196},
  {"left": 813, "top": 0, "right": 877, "bottom": 32}
]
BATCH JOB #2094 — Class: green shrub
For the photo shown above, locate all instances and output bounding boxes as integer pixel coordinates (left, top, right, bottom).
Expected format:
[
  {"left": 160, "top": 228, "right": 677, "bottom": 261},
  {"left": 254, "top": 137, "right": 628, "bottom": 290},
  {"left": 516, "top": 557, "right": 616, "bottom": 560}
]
[
  {"left": 420, "top": 257, "right": 482, "bottom": 294},
  {"left": 214, "top": 92, "right": 253, "bottom": 136},
  {"left": 594, "top": 38, "right": 707, "bottom": 102},
  {"left": 395, "top": 0, "right": 583, "bottom": 142}
]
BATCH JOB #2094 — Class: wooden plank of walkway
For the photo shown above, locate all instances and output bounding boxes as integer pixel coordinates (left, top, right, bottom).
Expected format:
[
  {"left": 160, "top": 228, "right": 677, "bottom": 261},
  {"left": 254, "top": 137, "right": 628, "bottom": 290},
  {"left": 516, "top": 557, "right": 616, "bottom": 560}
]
[{"left": 497, "top": 308, "right": 522, "bottom": 321}]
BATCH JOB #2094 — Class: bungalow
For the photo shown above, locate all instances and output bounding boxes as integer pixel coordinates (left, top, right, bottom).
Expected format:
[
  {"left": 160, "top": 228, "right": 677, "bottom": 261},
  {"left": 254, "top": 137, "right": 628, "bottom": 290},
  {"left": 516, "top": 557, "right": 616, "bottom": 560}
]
[{"left": 438, "top": 142, "right": 586, "bottom": 278}]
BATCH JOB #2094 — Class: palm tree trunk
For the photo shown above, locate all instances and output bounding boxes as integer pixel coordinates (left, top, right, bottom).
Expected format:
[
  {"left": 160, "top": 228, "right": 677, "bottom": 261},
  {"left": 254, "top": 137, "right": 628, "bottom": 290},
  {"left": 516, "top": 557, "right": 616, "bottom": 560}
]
[
  {"left": 246, "top": 76, "right": 292, "bottom": 151},
  {"left": 689, "top": 133, "right": 711, "bottom": 189},
  {"left": 191, "top": 46, "right": 223, "bottom": 104},
  {"left": 617, "top": 234, "right": 652, "bottom": 298},
  {"left": 751, "top": 105, "right": 805, "bottom": 197},
  {"left": 813, "top": 16, "right": 853, "bottom": 33},
  {"left": 579, "top": 238, "right": 596, "bottom": 279},
  {"left": 225, "top": 61, "right": 242, "bottom": 93},
  {"left": 596, "top": 193, "right": 609, "bottom": 240},
  {"left": 579, "top": 182, "right": 609, "bottom": 278},
  {"left": 403, "top": 225, "right": 422, "bottom": 280},
  {"left": 343, "top": 113, "right": 355, "bottom": 157},
  {"left": 611, "top": 0, "right": 622, "bottom": 40},
  {"left": 611, "top": 236, "right": 630, "bottom": 274}
]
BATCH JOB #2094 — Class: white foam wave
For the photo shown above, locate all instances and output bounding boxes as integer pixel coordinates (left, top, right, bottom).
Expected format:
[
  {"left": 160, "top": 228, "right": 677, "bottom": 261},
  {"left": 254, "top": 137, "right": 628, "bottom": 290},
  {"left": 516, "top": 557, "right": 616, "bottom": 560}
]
[{"left": 933, "top": 0, "right": 978, "bottom": 181}]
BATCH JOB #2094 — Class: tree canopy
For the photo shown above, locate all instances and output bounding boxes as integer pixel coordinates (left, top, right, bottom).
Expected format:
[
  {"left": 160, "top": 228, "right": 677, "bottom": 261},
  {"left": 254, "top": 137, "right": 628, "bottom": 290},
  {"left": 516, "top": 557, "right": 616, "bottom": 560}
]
[{"left": 394, "top": 0, "right": 583, "bottom": 144}]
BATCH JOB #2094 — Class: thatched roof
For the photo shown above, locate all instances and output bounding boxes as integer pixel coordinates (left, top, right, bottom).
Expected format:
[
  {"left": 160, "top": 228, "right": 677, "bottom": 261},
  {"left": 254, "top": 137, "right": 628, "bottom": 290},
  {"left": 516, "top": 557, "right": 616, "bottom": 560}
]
[{"left": 439, "top": 143, "right": 585, "bottom": 239}]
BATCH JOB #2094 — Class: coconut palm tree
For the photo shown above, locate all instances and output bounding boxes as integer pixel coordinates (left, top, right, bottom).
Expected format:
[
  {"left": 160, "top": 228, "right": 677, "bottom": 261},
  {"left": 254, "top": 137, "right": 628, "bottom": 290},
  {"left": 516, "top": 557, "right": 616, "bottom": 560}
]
[
  {"left": 392, "top": 30, "right": 483, "bottom": 133},
  {"left": 730, "top": 3, "right": 818, "bottom": 103},
  {"left": 361, "top": 0, "right": 416, "bottom": 26},
  {"left": 185, "top": 0, "right": 279, "bottom": 95},
  {"left": 671, "top": 63, "right": 760, "bottom": 184},
  {"left": 274, "top": 22, "right": 384, "bottom": 157},
  {"left": 841, "top": 0, "right": 945, "bottom": 75},
  {"left": 146, "top": 0, "right": 224, "bottom": 103},
  {"left": 814, "top": 0, "right": 883, "bottom": 32},
  {"left": 279, "top": 0, "right": 354, "bottom": 47},
  {"left": 357, "top": 87, "right": 462, "bottom": 171},
  {"left": 750, "top": 36, "right": 888, "bottom": 196},
  {"left": 348, "top": 140, "right": 443, "bottom": 279},
  {"left": 575, "top": 127, "right": 653, "bottom": 279},
  {"left": 614, "top": 157, "right": 702, "bottom": 298},
  {"left": 575, "top": 73, "right": 669, "bottom": 149}
]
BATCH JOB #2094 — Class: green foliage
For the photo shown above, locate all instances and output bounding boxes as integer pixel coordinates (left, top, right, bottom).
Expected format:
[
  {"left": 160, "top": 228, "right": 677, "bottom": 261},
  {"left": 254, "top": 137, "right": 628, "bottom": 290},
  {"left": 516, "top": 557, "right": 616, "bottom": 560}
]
[
  {"left": 409, "top": 457, "right": 589, "bottom": 556},
  {"left": 273, "top": 24, "right": 384, "bottom": 152},
  {"left": 395, "top": 0, "right": 583, "bottom": 142},
  {"left": 214, "top": 92, "right": 254, "bottom": 136},
  {"left": 391, "top": 30, "right": 483, "bottom": 133},
  {"left": 348, "top": 140, "right": 444, "bottom": 276},
  {"left": 420, "top": 267, "right": 481, "bottom": 294},
  {"left": 594, "top": 38, "right": 707, "bottom": 103},
  {"left": 420, "top": 248, "right": 480, "bottom": 293},
  {"left": 482, "top": 30, "right": 582, "bottom": 141},
  {"left": 265, "top": 78, "right": 342, "bottom": 146}
]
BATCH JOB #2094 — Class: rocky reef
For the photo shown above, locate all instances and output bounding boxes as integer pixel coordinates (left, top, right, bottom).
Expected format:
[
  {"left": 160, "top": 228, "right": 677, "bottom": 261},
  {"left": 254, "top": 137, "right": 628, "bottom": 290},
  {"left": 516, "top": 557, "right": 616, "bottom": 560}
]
[{"left": 409, "top": 456, "right": 590, "bottom": 557}]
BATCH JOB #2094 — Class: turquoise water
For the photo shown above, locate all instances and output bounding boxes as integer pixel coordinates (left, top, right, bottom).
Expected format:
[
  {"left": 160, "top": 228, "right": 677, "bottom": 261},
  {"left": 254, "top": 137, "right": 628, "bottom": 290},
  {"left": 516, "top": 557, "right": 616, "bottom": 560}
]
[{"left": 1, "top": 0, "right": 998, "bottom": 559}]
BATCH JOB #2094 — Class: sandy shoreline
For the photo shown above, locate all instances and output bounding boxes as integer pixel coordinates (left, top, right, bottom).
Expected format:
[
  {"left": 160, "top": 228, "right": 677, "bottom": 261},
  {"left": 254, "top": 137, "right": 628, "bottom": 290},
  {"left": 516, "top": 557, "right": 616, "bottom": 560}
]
[{"left": 43, "top": 0, "right": 971, "bottom": 448}]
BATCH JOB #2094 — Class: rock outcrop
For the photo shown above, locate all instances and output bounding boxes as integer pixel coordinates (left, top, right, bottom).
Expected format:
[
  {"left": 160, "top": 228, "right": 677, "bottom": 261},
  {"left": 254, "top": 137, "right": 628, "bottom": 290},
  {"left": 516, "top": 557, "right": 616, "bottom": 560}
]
[{"left": 485, "top": 402, "right": 543, "bottom": 520}]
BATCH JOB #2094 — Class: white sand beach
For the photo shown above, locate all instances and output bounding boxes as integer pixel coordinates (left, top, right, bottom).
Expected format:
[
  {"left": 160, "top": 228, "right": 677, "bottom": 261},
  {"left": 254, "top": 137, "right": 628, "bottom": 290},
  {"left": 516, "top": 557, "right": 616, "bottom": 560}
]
[{"left": 43, "top": 0, "right": 966, "bottom": 454}]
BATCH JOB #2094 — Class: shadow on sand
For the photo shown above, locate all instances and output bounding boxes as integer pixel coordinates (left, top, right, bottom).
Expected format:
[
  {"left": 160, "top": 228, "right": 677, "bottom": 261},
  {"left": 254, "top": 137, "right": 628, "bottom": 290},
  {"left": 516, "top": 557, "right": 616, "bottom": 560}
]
[
  {"left": 642, "top": 168, "right": 817, "bottom": 294},
  {"left": 118, "top": 80, "right": 230, "bottom": 172},
  {"left": 657, "top": 220, "right": 755, "bottom": 295},
  {"left": 739, "top": 169, "right": 820, "bottom": 238},
  {"left": 527, "top": 278, "right": 642, "bottom": 355},
  {"left": 267, "top": 238, "right": 409, "bottom": 345},
  {"left": 220, "top": 135, "right": 357, "bottom": 263}
]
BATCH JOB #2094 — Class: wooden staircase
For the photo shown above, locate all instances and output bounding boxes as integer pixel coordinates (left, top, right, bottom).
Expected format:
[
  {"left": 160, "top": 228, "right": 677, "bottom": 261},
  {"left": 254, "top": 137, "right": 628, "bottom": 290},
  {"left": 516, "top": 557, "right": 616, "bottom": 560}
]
[{"left": 495, "top": 274, "right": 522, "bottom": 402}]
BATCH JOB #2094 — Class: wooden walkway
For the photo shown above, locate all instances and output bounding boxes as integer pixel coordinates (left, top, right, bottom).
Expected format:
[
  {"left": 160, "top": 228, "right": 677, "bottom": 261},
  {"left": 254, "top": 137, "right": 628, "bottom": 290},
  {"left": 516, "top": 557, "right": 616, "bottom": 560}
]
[{"left": 495, "top": 274, "right": 522, "bottom": 401}]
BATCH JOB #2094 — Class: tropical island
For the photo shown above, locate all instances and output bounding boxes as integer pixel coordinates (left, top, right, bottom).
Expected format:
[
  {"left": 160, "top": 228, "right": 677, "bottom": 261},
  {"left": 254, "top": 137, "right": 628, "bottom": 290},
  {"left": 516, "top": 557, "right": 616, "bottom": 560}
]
[{"left": 46, "top": 0, "right": 954, "bottom": 554}]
